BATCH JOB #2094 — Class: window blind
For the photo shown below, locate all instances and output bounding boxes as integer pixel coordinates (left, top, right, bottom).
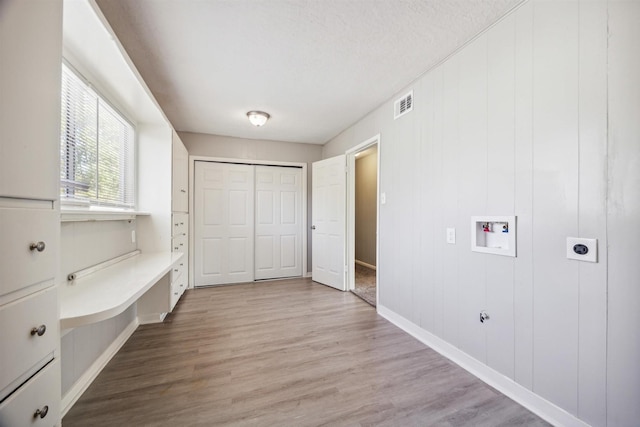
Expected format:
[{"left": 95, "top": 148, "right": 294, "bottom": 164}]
[{"left": 60, "top": 64, "right": 135, "bottom": 208}]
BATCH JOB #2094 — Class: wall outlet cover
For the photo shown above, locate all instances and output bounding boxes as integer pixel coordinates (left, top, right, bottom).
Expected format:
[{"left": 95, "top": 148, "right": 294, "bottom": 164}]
[
  {"left": 446, "top": 228, "right": 456, "bottom": 244},
  {"left": 566, "top": 237, "right": 597, "bottom": 263}
]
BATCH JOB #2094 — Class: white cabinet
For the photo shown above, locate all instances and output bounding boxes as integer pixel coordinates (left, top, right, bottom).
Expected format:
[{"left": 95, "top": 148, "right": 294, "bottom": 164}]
[
  {"left": 170, "top": 132, "right": 189, "bottom": 307},
  {"left": 172, "top": 131, "right": 189, "bottom": 213},
  {"left": 170, "top": 212, "right": 188, "bottom": 309},
  {"left": 0, "top": 0, "right": 62, "bottom": 201},
  {"left": 0, "top": 0, "right": 63, "bottom": 424}
]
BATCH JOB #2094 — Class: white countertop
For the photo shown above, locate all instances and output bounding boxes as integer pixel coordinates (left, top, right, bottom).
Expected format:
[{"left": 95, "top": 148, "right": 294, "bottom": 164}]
[{"left": 60, "top": 252, "right": 183, "bottom": 329}]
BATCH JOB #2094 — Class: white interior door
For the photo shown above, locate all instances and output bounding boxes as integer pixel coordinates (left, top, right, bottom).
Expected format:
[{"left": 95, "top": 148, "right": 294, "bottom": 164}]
[
  {"left": 255, "top": 166, "right": 303, "bottom": 280},
  {"left": 312, "top": 155, "right": 346, "bottom": 290},
  {"left": 194, "top": 161, "right": 254, "bottom": 286}
]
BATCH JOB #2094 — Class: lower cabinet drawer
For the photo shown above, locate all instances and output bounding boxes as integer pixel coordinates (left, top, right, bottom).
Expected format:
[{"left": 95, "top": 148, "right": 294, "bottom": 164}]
[
  {"left": 0, "top": 359, "right": 60, "bottom": 427},
  {"left": 0, "top": 287, "right": 58, "bottom": 394},
  {"left": 171, "top": 213, "right": 188, "bottom": 238},
  {"left": 170, "top": 259, "right": 186, "bottom": 284},
  {"left": 171, "top": 234, "right": 187, "bottom": 254},
  {"left": 0, "top": 207, "right": 57, "bottom": 299}
]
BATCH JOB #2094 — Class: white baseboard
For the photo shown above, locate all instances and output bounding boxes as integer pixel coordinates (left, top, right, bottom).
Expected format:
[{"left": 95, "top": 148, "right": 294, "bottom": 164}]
[
  {"left": 376, "top": 305, "right": 590, "bottom": 427},
  {"left": 138, "top": 311, "right": 167, "bottom": 325},
  {"left": 61, "top": 318, "right": 139, "bottom": 417},
  {"left": 304, "top": 271, "right": 312, "bottom": 278},
  {"left": 355, "top": 259, "right": 377, "bottom": 270}
]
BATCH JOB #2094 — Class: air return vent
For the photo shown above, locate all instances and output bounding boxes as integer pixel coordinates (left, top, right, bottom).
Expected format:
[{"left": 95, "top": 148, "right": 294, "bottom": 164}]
[{"left": 394, "top": 90, "right": 413, "bottom": 119}]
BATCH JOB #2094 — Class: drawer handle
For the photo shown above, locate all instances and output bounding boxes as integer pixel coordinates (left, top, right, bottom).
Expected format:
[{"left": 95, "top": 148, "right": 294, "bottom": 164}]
[
  {"left": 174, "top": 247, "right": 179, "bottom": 251},
  {"left": 34, "top": 405, "right": 49, "bottom": 419},
  {"left": 181, "top": 189, "right": 186, "bottom": 193},
  {"left": 31, "top": 325, "right": 47, "bottom": 337},
  {"left": 29, "top": 241, "right": 46, "bottom": 252},
  {"left": 174, "top": 269, "right": 179, "bottom": 272},
  {"left": 175, "top": 223, "right": 179, "bottom": 226}
]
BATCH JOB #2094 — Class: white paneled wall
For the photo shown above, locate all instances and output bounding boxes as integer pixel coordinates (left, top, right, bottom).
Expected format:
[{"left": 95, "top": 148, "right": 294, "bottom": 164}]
[
  {"left": 607, "top": 1, "right": 640, "bottom": 426},
  {"left": 323, "top": 1, "right": 638, "bottom": 426}
]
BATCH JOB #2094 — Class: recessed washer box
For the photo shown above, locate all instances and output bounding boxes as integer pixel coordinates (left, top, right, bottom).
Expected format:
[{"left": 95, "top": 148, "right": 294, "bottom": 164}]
[{"left": 471, "top": 216, "right": 516, "bottom": 257}]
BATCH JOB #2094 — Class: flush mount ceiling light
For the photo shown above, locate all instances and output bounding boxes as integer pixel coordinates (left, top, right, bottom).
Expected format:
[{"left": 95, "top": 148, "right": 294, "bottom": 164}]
[{"left": 247, "top": 110, "right": 270, "bottom": 127}]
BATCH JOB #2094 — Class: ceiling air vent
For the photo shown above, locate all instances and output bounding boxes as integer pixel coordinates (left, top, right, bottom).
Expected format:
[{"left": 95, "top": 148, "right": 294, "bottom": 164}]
[{"left": 394, "top": 90, "right": 413, "bottom": 120}]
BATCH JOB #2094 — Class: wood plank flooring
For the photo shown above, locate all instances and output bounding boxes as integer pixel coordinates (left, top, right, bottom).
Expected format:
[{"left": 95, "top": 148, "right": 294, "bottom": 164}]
[{"left": 63, "top": 278, "right": 549, "bottom": 426}]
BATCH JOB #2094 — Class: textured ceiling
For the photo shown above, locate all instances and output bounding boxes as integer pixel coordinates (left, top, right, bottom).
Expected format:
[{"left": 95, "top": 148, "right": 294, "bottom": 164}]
[{"left": 96, "top": 0, "right": 522, "bottom": 144}]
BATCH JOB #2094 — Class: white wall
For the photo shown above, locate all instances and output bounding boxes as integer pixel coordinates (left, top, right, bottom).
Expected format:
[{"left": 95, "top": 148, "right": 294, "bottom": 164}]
[
  {"left": 323, "top": 1, "right": 638, "bottom": 426},
  {"left": 180, "top": 132, "right": 323, "bottom": 272}
]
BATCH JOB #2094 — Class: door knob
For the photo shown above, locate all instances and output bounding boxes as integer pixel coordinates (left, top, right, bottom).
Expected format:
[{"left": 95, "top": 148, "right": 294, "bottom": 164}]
[
  {"left": 311, "top": 225, "right": 316, "bottom": 230},
  {"left": 29, "top": 241, "right": 46, "bottom": 252}
]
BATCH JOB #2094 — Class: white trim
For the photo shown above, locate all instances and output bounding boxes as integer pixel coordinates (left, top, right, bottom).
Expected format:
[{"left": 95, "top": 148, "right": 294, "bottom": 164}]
[
  {"left": 345, "top": 135, "right": 380, "bottom": 293},
  {"left": 61, "top": 318, "right": 139, "bottom": 417},
  {"left": 355, "top": 259, "right": 377, "bottom": 271},
  {"left": 376, "top": 305, "right": 591, "bottom": 427},
  {"left": 188, "top": 155, "right": 308, "bottom": 288}
]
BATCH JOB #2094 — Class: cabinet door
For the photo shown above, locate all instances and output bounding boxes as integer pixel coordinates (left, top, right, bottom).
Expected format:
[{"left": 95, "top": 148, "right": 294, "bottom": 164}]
[
  {"left": 0, "top": 0, "right": 63, "bottom": 200},
  {"left": 172, "top": 131, "right": 189, "bottom": 212}
]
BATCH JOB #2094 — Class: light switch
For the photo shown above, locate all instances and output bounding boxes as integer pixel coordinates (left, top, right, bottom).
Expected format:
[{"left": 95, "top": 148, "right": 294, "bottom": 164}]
[
  {"left": 380, "top": 192, "right": 386, "bottom": 205},
  {"left": 446, "top": 228, "right": 456, "bottom": 244},
  {"left": 566, "top": 237, "right": 597, "bottom": 263}
]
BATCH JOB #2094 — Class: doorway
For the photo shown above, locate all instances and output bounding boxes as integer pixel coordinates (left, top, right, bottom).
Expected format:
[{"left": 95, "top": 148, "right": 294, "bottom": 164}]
[{"left": 346, "top": 136, "right": 379, "bottom": 307}]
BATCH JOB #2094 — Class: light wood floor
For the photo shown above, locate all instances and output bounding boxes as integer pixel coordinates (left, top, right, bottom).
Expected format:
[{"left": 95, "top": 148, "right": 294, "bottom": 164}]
[{"left": 63, "top": 278, "right": 549, "bottom": 426}]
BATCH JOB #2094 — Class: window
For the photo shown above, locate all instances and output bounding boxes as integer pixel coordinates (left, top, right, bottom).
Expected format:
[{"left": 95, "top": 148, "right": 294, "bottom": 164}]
[{"left": 60, "top": 63, "right": 135, "bottom": 209}]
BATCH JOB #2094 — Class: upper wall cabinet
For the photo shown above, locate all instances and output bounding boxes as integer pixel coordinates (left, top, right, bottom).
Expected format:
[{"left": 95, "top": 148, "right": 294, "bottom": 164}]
[
  {"left": 0, "top": 0, "right": 63, "bottom": 201},
  {"left": 172, "top": 131, "right": 188, "bottom": 213}
]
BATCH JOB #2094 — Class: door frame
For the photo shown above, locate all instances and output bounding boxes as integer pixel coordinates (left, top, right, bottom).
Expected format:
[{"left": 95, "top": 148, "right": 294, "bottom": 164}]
[
  {"left": 345, "top": 135, "right": 380, "bottom": 299},
  {"left": 188, "top": 156, "right": 308, "bottom": 288}
]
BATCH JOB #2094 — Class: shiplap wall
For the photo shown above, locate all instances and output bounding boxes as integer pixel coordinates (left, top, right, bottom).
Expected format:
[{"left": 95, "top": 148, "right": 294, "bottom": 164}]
[{"left": 323, "top": 1, "right": 638, "bottom": 426}]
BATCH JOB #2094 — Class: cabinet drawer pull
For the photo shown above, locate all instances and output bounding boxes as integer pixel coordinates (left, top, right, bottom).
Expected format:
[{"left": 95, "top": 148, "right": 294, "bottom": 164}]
[
  {"left": 174, "top": 269, "right": 179, "bottom": 272},
  {"left": 29, "top": 241, "right": 46, "bottom": 252},
  {"left": 30, "top": 325, "right": 47, "bottom": 337},
  {"left": 180, "top": 189, "right": 186, "bottom": 193},
  {"left": 34, "top": 405, "right": 49, "bottom": 419},
  {"left": 174, "top": 223, "right": 179, "bottom": 226}
]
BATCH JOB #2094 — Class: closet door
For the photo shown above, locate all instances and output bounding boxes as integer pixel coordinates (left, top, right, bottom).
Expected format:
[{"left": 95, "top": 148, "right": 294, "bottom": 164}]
[
  {"left": 255, "top": 166, "right": 303, "bottom": 280},
  {"left": 194, "top": 162, "right": 254, "bottom": 286}
]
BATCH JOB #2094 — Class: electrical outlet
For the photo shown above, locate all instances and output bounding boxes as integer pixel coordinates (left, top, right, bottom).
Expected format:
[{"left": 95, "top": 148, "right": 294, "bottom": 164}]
[{"left": 446, "top": 228, "right": 456, "bottom": 244}]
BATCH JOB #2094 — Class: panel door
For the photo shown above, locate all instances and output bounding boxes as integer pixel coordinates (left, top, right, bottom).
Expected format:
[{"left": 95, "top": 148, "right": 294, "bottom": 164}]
[
  {"left": 194, "top": 162, "right": 254, "bottom": 286},
  {"left": 255, "top": 166, "right": 302, "bottom": 280},
  {"left": 312, "top": 155, "right": 346, "bottom": 290}
]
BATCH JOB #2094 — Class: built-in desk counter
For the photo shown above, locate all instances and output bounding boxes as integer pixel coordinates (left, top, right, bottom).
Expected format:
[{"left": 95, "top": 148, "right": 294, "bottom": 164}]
[{"left": 60, "top": 252, "right": 184, "bottom": 329}]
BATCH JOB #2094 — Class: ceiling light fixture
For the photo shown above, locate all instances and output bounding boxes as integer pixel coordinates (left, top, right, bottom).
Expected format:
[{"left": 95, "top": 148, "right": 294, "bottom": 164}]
[{"left": 247, "top": 110, "right": 270, "bottom": 127}]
